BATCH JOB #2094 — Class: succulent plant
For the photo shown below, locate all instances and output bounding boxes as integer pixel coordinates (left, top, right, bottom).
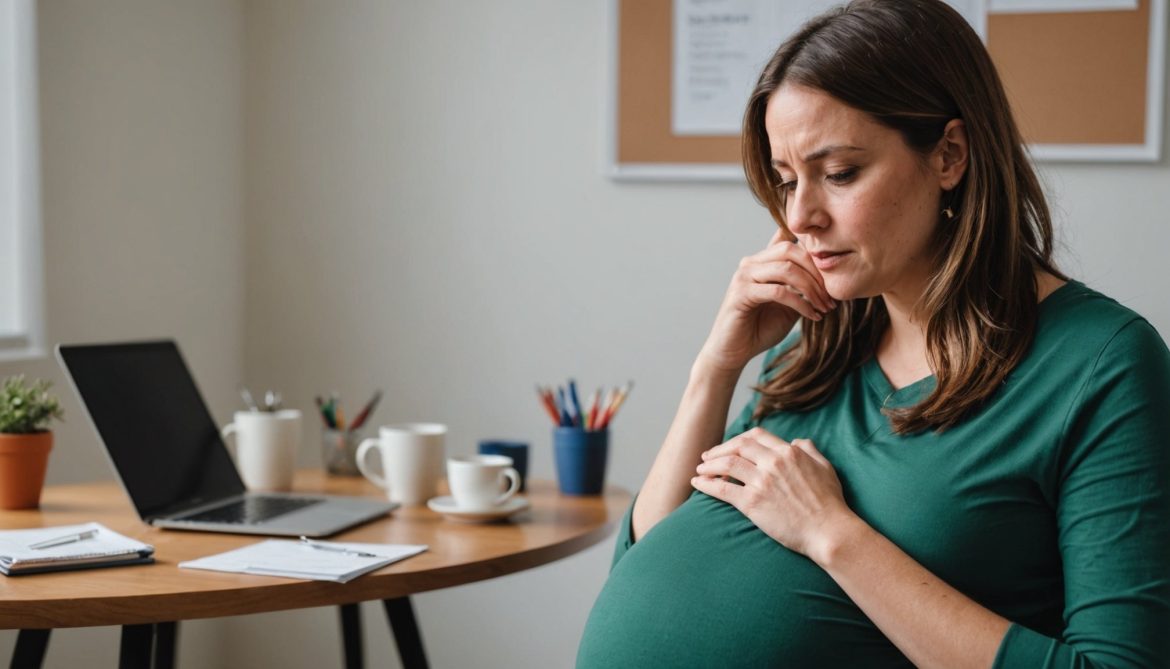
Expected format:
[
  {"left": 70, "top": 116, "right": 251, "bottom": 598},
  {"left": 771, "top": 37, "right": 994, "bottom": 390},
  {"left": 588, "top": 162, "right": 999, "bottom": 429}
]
[{"left": 0, "top": 376, "right": 64, "bottom": 434}]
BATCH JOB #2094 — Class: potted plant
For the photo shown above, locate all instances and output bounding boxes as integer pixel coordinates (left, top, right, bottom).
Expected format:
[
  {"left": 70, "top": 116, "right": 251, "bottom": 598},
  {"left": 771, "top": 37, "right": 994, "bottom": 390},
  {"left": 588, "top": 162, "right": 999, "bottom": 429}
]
[{"left": 0, "top": 375, "right": 64, "bottom": 509}]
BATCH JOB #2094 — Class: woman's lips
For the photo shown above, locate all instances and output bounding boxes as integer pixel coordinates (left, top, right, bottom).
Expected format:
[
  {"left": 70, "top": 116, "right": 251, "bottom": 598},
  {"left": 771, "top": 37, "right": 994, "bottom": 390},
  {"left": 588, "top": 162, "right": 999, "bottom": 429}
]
[{"left": 810, "top": 251, "right": 849, "bottom": 271}]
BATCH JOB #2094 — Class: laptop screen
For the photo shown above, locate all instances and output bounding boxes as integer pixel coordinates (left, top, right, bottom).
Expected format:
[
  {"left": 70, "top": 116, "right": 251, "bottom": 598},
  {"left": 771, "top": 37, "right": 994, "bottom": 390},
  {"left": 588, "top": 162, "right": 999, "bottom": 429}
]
[{"left": 57, "top": 341, "right": 244, "bottom": 519}]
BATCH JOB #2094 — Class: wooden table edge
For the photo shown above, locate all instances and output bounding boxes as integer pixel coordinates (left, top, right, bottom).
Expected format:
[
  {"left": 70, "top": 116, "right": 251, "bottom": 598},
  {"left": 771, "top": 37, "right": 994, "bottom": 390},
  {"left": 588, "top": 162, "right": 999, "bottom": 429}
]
[{"left": 2, "top": 480, "right": 631, "bottom": 629}]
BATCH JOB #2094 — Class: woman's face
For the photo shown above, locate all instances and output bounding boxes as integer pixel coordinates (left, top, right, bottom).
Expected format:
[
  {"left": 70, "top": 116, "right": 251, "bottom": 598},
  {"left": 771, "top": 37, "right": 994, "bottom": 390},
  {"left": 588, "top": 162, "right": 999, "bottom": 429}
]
[{"left": 764, "top": 83, "right": 951, "bottom": 305}]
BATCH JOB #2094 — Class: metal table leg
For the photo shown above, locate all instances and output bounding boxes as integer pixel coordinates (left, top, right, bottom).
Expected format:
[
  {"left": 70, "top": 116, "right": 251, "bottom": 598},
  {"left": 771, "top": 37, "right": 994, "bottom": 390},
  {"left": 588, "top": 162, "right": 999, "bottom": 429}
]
[
  {"left": 153, "top": 622, "right": 177, "bottom": 669},
  {"left": 382, "top": 597, "right": 428, "bottom": 669},
  {"left": 118, "top": 622, "right": 177, "bottom": 669},
  {"left": 119, "top": 624, "right": 154, "bottom": 669},
  {"left": 339, "top": 603, "right": 363, "bottom": 669},
  {"left": 10, "top": 629, "right": 50, "bottom": 669}
]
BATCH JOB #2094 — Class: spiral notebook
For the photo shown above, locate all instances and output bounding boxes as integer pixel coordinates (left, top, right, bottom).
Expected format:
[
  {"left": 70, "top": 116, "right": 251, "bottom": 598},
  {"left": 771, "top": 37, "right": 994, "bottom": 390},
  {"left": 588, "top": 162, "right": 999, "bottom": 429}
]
[{"left": 0, "top": 522, "right": 155, "bottom": 575}]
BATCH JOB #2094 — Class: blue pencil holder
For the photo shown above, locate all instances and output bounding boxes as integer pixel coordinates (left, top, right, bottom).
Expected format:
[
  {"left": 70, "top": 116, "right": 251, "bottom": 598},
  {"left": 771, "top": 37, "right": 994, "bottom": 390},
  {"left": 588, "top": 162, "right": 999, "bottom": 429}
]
[{"left": 553, "top": 427, "right": 608, "bottom": 496}]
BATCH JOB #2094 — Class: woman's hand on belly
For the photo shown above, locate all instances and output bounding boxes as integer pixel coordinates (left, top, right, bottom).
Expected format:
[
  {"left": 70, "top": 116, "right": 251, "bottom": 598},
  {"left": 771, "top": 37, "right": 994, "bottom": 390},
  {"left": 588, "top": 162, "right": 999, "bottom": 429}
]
[
  {"left": 691, "top": 426, "right": 853, "bottom": 562},
  {"left": 692, "top": 427, "right": 1011, "bottom": 669}
]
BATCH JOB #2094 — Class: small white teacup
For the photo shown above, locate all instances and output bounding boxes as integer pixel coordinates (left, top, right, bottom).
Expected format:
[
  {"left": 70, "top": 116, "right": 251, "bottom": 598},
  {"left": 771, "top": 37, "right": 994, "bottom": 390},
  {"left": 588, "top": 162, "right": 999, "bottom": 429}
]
[{"left": 446, "top": 455, "right": 521, "bottom": 510}]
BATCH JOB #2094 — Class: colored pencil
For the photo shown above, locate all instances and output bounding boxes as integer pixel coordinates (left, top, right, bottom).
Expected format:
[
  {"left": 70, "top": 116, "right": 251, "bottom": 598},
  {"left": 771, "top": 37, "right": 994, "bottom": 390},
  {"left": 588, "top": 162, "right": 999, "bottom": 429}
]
[
  {"left": 597, "top": 382, "right": 633, "bottom": 430},
  {"left": 557, "top": 386, "right": 572, "bottom": 427},
  {"left": 567, "top": 380, "right": 584, "bottom": 428},
  {"left": 314, "top": 395, "right": 332, "bottom": 428},
  {"left": 350, "top": 390, "right": 383, "bottom": 431},
  {"left": 536, "top": 386, "right": 562, "bottom": 426},
  {"left": 586, "top": 389, "right": 601, "bottom": 430}
]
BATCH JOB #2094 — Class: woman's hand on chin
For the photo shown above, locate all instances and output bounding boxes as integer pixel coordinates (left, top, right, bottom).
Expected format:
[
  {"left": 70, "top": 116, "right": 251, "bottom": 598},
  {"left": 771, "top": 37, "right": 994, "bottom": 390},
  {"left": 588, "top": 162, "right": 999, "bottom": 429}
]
[{"left": 698, "top": 229, "right": 835, "bottom": 376}]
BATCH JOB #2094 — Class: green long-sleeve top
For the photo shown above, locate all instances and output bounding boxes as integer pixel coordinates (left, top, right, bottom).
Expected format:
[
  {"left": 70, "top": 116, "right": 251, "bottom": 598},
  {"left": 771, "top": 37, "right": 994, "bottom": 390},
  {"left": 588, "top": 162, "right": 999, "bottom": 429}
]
[{"left": 578, "top": 281, "right": 1170, "bottom": 668}]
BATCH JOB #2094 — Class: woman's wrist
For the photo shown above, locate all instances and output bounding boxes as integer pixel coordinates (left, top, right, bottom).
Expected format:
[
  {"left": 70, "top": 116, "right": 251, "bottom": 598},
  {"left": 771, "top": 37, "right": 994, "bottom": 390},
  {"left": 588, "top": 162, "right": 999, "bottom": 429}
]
[
  {"left": 807, "top": 511, "right": 873, "bottom": 570},
  {"left": 691, "top": 353, "right": 747, "bottom": 387}
]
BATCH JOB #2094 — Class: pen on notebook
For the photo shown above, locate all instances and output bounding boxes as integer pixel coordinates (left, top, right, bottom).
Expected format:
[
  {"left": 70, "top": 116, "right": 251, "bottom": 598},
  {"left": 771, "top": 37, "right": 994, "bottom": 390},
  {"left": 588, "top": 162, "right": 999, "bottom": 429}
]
[
  {"left": 299, "top": 537, "right": 378, "bottom": 558},
  {"left": 30, "top": 528, "right": 98, "bottom": 550}
]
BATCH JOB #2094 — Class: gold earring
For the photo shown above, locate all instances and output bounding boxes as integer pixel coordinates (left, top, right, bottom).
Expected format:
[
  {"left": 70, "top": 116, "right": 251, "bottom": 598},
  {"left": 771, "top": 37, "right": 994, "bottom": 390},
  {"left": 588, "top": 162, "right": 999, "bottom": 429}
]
[{"left": 942, "top": 207, "right": 955, "bottom": 220}]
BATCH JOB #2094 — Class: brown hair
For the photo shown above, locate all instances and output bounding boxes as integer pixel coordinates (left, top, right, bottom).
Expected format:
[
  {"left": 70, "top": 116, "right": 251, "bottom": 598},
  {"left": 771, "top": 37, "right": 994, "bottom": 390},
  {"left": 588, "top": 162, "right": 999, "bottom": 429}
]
[{"left": 743, "top": 0, "right": 1063, "bottom": 433}]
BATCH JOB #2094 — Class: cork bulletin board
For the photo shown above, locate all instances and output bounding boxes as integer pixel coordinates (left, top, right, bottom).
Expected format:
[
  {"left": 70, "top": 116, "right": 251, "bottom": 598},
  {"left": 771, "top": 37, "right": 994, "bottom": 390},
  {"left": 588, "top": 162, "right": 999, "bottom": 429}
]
[{"left": 607, "top": 0, "right": 1167, "bottom": 180}]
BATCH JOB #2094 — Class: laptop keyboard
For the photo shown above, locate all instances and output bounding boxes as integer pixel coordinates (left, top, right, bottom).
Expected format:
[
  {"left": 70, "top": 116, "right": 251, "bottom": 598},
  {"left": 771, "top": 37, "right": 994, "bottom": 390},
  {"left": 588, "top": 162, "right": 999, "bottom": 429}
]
[{"left": 179, "top": 496, "right": 323, "bottom": 525}]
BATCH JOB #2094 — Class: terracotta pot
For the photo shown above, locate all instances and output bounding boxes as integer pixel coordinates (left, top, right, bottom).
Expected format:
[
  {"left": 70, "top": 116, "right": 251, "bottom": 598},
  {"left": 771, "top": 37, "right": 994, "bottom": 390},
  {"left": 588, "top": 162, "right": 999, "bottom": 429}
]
[{"left": 0, "top": 431, "right": 52, "bottom": 510}]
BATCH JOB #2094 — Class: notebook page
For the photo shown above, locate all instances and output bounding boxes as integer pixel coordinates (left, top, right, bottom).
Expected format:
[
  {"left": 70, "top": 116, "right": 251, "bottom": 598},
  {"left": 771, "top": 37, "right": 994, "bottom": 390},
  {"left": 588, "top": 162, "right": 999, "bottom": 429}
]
[{"left": 0, "top": 522, "right": 153, "bottom": 566}]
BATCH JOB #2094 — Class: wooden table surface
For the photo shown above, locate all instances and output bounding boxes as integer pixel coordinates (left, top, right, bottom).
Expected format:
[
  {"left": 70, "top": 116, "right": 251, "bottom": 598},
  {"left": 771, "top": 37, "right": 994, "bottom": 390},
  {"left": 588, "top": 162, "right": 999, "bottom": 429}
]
[{"left": 0, "top": 472, "right": 631, "bottom": 629}]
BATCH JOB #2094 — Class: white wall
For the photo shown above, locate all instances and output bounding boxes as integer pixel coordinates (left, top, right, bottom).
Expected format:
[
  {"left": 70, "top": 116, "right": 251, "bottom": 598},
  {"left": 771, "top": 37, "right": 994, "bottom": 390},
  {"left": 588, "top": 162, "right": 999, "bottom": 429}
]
[
  {"left": 241, "top": 3, "right": 766, "bottom": 664},
  {"left": 0, "top": 1, "right": 244, "bottom": 666},
  {"left": 241, "top": 1, "right": 1170, "bottom": 668},
  {"left": 2, "top": 0, "right": 1167, "bottom": 667}
]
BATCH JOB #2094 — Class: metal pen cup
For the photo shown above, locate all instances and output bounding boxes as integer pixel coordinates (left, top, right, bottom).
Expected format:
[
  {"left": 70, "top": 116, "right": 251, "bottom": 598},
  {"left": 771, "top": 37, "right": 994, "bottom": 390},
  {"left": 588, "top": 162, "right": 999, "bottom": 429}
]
[{"left": 321, "top": 428, "right": 363, "bottom": 476}]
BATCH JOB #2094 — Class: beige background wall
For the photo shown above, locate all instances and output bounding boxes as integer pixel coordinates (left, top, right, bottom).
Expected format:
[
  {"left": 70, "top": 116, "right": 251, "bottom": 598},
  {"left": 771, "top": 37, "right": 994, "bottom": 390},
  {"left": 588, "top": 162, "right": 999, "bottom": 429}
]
[
  {"left": 0, "top": 1, "right": 243, "bottom": 666},
  {"left": 0, "top": 0, "right": 1167, "bottom": 667}
]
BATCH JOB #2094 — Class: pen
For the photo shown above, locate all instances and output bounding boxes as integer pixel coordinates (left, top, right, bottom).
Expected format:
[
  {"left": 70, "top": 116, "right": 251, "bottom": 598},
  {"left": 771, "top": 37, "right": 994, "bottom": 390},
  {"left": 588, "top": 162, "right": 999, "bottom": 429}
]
[
  {"left": 239, "top": 386, "right": 259, "bottom": 412},
  {"left": 536, "top": 386, "right": 561, "bottom": 426},
  {"left": 598, "top": 381, "right": 633, "bottom": 430},
  {"left": 557, "top": 386, "right": 572, "bottom": 427},
  {"left": 30, "top": 529, "right": 98, "bottom": 550},
  {"left": 314, "top": 395, "right": 332, "bottom": 428},
  {"left": 350, "top": 390, "right": 383, "bottom": 431},
  {"left": 299, "top": 536, "right": 378, "bottom": 558},
  {"left": 586, "top": 388, "right": 600, "bottom": 431},
  {"left": 323, "top": 396, "right": 338, "bottom": 429},
  {"left": 568, "top": 380, "right": 583, "bottom": 428}
]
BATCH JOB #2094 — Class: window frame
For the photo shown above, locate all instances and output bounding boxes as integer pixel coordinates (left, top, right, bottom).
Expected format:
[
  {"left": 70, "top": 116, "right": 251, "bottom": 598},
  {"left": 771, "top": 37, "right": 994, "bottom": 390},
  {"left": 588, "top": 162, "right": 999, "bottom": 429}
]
[{"left": 0, "top": 0, "right": 44, "bottom": 362}]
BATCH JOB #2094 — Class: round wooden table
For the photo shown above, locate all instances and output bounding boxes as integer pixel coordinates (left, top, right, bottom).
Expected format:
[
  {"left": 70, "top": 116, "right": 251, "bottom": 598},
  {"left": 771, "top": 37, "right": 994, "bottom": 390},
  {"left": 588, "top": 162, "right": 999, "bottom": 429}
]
[{"left": 0, "top": 472, "right": 630, "bottom": 668}]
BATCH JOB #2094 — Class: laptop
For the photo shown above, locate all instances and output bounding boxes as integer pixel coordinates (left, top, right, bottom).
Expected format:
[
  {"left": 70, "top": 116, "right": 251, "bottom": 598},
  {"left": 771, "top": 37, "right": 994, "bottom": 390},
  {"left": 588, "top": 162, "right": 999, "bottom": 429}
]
[{"left": 56, "top": 340, "right": 396, "bottom": 537}]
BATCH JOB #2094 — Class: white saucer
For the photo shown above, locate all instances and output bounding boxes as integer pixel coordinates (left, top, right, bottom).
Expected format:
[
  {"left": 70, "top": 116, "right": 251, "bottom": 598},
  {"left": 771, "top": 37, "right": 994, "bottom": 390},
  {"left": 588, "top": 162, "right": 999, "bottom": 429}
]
[{"left": 427, "top": 496, "right": 530, "bottom": 523}]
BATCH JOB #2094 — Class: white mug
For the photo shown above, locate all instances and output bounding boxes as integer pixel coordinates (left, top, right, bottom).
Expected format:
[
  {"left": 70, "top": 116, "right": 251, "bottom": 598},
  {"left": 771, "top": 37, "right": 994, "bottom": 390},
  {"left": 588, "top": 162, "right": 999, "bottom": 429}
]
[
  {"left": 446, "top": 455, "right": 521, "bottom": 510},
  {"left": 221, "top": 409, "right": 302, "bottom": 492},
  {"left": 356, "top": 423, "right": 446, "bottom": 506}
]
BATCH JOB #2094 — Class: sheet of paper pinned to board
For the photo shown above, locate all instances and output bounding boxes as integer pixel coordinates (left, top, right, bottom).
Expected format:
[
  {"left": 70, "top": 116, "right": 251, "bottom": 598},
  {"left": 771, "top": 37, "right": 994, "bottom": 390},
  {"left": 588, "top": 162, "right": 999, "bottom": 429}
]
[
  {"left": 989, "top": 0, "right": 1137, "bottom": 12},
  {"left": 670, "top": 0, "right": 988, "bottom": 137}
]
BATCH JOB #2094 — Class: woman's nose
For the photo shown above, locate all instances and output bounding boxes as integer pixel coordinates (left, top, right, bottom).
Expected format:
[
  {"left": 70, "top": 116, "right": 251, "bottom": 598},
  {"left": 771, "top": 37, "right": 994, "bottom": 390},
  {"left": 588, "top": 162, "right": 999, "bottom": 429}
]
[{"left": 784, "top": 184, "right": 828, "bottom": 234}]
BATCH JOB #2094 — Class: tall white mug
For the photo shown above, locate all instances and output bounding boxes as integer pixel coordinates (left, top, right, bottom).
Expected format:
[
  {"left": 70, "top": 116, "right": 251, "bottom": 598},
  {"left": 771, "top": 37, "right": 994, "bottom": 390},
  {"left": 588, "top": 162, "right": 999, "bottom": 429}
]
[
  {"left": 221, "top": 409, "right": 302, "bottom": 492},
  {"left": 356, "top": 423, "right": 447, "bottom": 506}
]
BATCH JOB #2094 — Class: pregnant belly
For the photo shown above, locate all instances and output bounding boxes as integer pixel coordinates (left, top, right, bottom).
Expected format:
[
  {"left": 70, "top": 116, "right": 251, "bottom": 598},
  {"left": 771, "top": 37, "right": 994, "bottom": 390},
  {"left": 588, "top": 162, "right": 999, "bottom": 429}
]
[{"left": 577, "top": 493, "right": 913, "bottom": 668}]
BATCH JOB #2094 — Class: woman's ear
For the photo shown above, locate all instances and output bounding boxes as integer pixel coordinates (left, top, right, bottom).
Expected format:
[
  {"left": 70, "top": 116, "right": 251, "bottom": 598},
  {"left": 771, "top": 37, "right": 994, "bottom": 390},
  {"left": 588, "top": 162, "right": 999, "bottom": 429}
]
[{"left": 935, "top": 119, "right": 969, "bottom": 191}]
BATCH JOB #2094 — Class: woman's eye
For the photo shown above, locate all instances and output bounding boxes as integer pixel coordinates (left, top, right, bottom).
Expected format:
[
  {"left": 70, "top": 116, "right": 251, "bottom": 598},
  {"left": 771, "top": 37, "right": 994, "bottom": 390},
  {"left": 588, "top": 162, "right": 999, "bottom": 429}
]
[
  {"left": 826, "top": 167, "right": 858, "bottom": 185},
  {"left": 776, "top": 179, "right": 796, "bottom": 194}
]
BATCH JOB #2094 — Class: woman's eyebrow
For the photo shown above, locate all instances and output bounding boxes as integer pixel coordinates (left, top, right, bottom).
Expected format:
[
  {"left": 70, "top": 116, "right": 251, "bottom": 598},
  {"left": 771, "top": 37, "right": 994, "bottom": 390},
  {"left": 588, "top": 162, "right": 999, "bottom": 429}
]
[{"left": 771, "top": 145, "right": 865, "bottom": 169}]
